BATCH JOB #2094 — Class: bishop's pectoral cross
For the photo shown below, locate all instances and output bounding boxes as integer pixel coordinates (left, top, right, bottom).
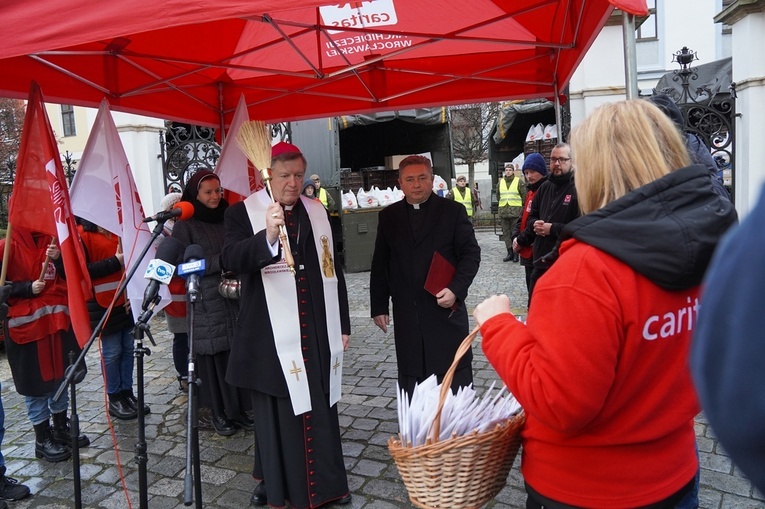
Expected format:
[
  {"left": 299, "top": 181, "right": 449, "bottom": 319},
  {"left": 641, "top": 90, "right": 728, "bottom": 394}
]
[{"left": 290, "top": 360, "right": 303, "bottom": 381}]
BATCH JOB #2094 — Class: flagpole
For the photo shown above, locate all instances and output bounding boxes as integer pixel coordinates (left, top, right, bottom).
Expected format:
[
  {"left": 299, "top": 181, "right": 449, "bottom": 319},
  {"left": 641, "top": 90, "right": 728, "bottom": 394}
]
[
  {"left": 37, "top": 236, "right": 57, "bottom": 282},
  {"left": 0, "top": 223, "right": 13, "bottom": 286}
]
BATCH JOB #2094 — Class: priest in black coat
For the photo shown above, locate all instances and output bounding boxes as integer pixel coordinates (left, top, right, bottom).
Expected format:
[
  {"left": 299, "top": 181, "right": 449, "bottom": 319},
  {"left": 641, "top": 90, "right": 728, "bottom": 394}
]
[
  {"left": 370, "top": 155, "right": 481, "bottom": 397},
  {"left": 222, "top": 142, "right": 351, "bottom": 509}
]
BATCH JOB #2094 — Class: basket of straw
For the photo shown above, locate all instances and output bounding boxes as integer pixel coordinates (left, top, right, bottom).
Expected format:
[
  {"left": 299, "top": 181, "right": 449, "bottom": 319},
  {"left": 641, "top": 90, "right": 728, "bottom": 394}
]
[{"left": 388, "top": 328, "right": 525, "bottom": 509}]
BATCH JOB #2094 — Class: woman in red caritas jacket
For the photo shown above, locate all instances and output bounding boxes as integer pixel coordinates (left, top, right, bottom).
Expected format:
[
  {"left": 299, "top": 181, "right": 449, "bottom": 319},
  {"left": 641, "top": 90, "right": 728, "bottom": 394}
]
[{"left": 473, "top": 100, "right": 737, "bottom": 509}]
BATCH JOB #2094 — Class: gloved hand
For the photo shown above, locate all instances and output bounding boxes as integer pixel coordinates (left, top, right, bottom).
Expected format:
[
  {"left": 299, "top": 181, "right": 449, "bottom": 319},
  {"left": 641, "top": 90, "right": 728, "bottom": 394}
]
[{"left": 0, "top": 284, "right": 11, "bottom": 304}]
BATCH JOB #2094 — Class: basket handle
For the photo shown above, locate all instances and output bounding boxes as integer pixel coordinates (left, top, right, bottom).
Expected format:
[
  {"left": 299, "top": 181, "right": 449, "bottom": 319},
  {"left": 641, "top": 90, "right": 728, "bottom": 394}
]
[{"left": 428, "top": 325, "right": 480, "bottom": 444}]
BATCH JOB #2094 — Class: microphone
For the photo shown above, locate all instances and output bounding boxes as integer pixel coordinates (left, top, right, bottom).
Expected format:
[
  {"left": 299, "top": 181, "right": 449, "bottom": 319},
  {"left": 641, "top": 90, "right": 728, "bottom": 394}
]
[
  {"left": 143, "top": 201, "right": 195, "bottom": 223},
  {"left": 177, "top": 244, "right": 206, "bottom": 297},
  {"left": 142, "top": 237, "right": 184, "bottom": 310}
]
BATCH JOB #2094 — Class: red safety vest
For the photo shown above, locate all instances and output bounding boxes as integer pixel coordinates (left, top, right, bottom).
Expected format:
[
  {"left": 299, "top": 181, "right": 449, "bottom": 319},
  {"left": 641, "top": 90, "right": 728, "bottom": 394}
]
[
  {"left": 165, "top": 276, "right": 187, "bottom": 317},
  {"left": 78, "top": 228, "right": 125, "bottom": 308},
  {"left": 1, "top": 230, "right": 70, "bottom": 344}
]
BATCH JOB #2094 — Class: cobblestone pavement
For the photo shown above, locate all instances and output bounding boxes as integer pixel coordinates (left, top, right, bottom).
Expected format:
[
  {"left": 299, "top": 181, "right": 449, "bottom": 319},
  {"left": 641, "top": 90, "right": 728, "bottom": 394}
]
[{"left": 0, "top": 230, "right": 762, "bottom": 508}]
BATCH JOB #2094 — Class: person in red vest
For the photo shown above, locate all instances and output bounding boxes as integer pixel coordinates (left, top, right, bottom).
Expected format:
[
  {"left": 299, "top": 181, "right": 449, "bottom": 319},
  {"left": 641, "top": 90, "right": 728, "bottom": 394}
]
[
  {"left": 0, "top": 226, "right": 89, "bottom": 463},
  {"left": 77, "top": 219, "right": 146, "bottom": 420},
  {"left": 511, "top": 153, "right": 547, "bottom": 306},
  {"left": 159, "top": 192, "right": 189, "bottom": 390}
]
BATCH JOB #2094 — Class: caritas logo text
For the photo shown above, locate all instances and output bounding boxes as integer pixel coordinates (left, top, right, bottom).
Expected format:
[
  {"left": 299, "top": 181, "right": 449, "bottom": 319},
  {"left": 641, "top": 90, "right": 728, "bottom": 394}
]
[{"left": 321, "top": 1, "right": 398, "bottom": 32}]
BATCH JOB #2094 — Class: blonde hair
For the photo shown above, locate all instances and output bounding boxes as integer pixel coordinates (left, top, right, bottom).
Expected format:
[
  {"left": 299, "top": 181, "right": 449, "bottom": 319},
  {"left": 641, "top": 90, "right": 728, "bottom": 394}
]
[{"left": 571, "top": 100, "right": 691, "bottom": 214}]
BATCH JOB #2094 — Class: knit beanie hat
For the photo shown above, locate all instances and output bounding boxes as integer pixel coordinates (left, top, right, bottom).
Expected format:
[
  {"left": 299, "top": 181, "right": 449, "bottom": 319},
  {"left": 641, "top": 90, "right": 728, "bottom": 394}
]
[{"left": 522, "top": 152, "right": 547, "bottom": 176}]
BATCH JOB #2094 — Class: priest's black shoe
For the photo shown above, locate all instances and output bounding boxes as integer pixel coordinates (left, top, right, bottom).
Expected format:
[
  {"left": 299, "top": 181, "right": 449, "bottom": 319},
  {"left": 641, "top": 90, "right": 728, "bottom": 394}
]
[
  {"left": 108, "top": 393, "right": 138, "bottom": 420},
  {"left": 234, "top": 413, "right": 255, "bottom": 431},
  {"left": 212, "top": 416, "right": 237, "bottom": 436},
  {"left": 250, "top": 481, "right": 266, "bottom": 506},
  {"left": 336, "top": 493, "right": 352, "bottom": 505},
  {"left": 122, "top": 389, "right": 151, "bottom": 415}
]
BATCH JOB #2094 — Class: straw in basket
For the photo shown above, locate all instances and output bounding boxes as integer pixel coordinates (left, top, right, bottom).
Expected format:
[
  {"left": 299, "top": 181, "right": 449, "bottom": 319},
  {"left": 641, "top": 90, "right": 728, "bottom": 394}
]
[{"left": 388, "top": 327, "right": 525, "bottom": 509}]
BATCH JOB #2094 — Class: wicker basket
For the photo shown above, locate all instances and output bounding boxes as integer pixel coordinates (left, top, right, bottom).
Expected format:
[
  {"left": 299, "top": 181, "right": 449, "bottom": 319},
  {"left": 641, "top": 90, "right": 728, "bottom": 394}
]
[{"left": 388, "top": 328, "right": 525, "bottom": 509}]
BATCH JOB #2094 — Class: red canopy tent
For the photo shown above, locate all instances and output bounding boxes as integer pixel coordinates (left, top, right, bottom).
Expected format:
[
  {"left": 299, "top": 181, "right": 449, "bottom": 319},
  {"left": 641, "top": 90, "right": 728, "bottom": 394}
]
[{"left": 0, "top": 0, "right": 647, "bottom": 127}]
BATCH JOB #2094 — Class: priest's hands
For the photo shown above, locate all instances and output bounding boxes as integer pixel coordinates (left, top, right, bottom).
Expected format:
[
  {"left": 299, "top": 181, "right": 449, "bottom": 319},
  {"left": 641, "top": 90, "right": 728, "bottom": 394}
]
[
  {"left": 266, "top": 203, "right": 284, "bottom": 245},
  {"left": 373, "top": 314, "right": 389, "bottom": 333},
  {"left": 342, "top": 334, "right": 350, "bottom": 351}
]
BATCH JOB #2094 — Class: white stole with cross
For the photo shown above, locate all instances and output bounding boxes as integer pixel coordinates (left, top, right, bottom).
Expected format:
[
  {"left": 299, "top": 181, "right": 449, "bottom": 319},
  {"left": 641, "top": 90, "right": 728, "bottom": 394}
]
[{"left": 244, "top": 189, "right": 344, "bottom": 415}]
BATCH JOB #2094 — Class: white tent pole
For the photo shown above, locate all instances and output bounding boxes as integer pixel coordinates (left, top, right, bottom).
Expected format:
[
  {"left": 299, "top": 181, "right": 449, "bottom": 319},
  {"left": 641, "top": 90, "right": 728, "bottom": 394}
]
[{"left": 622, "top": 11, "right": 638, "bottom": 99}]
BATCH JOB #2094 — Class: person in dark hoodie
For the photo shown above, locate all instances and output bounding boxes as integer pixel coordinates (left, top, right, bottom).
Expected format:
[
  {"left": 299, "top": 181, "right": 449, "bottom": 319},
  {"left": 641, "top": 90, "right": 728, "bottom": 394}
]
[
  {"left": 472, "top": 100, "right": 737, "bottom": 509},
  {"left": 649, "top": 93, "right": 730, "bottom": 200}
]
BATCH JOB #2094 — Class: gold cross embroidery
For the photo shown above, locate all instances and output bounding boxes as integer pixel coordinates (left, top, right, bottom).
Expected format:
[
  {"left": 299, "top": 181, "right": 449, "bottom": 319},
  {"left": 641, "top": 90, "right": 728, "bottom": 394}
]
[
  {"left": 290, "top": 361, "right": 303, "bottom": 381},
  {"left": 333, "top": 358, "right": 341, "bottom": 375}
]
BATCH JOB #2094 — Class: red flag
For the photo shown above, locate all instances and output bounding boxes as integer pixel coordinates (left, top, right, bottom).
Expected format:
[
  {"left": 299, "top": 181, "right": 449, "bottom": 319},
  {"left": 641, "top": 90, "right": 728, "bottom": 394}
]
[{"left": 9, "top": 82, "right": 93, "bottom": 346}]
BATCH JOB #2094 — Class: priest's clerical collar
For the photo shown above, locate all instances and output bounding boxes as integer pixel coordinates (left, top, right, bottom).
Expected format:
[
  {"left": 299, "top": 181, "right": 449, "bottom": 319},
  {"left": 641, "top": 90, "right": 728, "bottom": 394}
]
[{"left": 405, "top": 193, "right": 432, "bottom": 210}]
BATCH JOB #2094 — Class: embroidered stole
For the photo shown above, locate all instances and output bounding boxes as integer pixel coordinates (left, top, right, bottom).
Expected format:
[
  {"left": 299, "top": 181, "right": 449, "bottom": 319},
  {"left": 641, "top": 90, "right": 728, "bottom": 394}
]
[{"left": 244, "top": 190, "right": 343, "bottom": 415}]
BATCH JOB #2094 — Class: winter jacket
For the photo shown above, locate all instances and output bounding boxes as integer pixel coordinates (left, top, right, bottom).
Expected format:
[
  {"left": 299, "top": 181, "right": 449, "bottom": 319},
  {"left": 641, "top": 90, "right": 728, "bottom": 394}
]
[{"left": 480, "top": 164, "right": 737, "bottom": 508}]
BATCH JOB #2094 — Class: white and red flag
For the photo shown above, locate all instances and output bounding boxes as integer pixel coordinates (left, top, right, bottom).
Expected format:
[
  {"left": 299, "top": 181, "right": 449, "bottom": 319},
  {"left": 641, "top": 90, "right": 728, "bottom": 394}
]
[
  {"left": 214, "top": 94, "right": 264, "bottom": 202},
  {"left": 8, "top": 82, "right": 93, "bottom": 346},
  {"left": 70, "top": 99, "right": 169, "bottom": 319}
]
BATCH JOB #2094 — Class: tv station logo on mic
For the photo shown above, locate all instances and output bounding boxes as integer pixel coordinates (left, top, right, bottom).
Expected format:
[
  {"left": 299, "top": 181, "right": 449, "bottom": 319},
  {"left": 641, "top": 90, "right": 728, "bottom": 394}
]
[
  {"left": 144, "top": 259, "right": 175, "bottom": 284},
  {"left": 178, "top": 259, "right": 206, "bottom": 277}
]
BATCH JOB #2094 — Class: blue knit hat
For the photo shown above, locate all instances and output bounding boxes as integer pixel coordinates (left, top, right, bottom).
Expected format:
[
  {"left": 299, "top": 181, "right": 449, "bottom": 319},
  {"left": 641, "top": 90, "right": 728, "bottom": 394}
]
[{"left": 522, "top": 152, "right": 547, "bottom": 176}]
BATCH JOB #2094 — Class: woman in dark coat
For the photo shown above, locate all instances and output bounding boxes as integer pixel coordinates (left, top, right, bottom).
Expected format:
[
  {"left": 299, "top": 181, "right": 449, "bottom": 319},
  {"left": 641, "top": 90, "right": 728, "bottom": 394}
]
[{"left": 172, "top": 170, "right": 251, "bottom": 435}]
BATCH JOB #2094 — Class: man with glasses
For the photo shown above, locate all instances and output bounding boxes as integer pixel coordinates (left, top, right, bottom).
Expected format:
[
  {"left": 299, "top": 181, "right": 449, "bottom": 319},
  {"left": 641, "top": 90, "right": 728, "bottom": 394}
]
[
  {"left": 515, "top": 143, "right": 579, "bottom": 300},
  {"left": 370, "top": 156, "right": 480, "bottom": 398}
]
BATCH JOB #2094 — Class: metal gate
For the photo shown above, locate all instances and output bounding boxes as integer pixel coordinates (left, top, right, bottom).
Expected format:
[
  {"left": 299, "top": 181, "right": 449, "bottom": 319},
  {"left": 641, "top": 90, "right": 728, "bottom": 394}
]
[
  {"left": 654, "top": 47, "right": 735, "bottom": 200},
  {"left": 160, "top": 121, "right": 292, "bottom": 194}
]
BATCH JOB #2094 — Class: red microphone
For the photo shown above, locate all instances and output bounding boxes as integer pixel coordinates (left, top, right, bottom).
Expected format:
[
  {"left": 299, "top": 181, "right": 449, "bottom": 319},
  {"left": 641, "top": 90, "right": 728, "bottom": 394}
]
[{"left": 142, "top": 201, "right": 195, "bottom": 223}]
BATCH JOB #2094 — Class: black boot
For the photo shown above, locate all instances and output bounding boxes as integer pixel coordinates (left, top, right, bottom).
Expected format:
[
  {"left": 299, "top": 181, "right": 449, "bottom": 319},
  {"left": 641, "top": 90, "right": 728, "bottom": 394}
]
[
  {"left": 34, "top": 421, "right": 71, "bottom": 462},
  {"left": 0, "top": 466, "right": 30, "bottom": 501},
  {"left": 502, "top": 249, "right": 513, "bottom": 262},
  {"left": 108, "top": 393, "right": 138, "bottom": 420},
  {"left": 512, "top": 253, "right": 519, "bottom": 263},
  {"left": 121, "top": 389, "right": 151, "bottom": 415},
  {"left": 52, "top": 411, "right": 90, "bottom": 448}
]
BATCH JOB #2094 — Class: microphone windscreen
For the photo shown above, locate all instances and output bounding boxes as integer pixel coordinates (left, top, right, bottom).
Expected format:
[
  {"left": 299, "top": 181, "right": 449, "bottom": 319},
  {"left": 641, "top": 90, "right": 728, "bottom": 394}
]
[
  {"left": 174, "top": 201, "right": 195, "bottom": 221},
  {"left": 184, "top": 244, "right": 205, "bottom": 263},
  {"left": 156, "top": 237, "right": 184, "bottom": 265}
]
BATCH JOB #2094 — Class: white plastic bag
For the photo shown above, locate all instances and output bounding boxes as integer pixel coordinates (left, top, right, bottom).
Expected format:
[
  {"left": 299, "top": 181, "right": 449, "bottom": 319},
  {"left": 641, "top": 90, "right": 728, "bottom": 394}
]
[
  {"left": 357, "top": 187, "right": 380, "bottom": 208},
  {"left": 377, "top": 187, "right": 394, "bottom": 207},
  {"left": 433, "top": 175, "right": 448, "bottom": 196},
  {"left": 543, "top": 124, "right": 558, "bottom": 140},
  {"left": 525, "top": 123, "right": 544, "bottom": 142},
  {"left": 341, "top": 190, "right": 358, "bottom": 209},
  {"left": 511, "top": 152, "right": 525, "bottom": 171}
]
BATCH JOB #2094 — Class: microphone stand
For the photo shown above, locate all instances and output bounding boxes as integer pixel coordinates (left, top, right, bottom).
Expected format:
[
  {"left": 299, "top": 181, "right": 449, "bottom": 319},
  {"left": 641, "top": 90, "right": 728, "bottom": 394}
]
[
  {"left": 53, "top": 220, "right": 168, "bottom": 509},
  {"left": 132, "top": 298, "right": 160, "bottom": 509},
  {"left": 183, "top": 274, "right": 203, "bottom": 508}
]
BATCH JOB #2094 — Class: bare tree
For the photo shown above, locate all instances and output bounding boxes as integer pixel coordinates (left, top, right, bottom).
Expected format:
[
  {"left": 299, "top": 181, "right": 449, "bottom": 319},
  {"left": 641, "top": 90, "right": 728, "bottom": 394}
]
[
  {"left": 449, "top": 102, "right": 499, "bottom": 189},
  {"left": 0, "top": 98, "right": 25, "bottom": 181}
]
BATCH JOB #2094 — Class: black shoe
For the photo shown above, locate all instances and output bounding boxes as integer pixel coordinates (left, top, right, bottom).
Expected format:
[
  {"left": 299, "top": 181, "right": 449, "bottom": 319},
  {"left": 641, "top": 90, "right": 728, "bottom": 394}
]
[
  {"left": 512, "top": 254, "right": 519, "bottom": 263},
  {"left": 122, "top": 390, "right": 151, "bottom": 415},
  {"left": 502, "top": 253, "right": 513, "bottom": 262},
  {"left": 233, "top": 414, "right": 255, "bottom": 431},
  {"left": 250, "top": 481, "right": 266, "bottom": 506},
  {"left": 336, "top": 493, "right": 352, "bottom": 505},
  {"left": 0, "top": 466, "right": 30, "bottom": 501},
  {"left": 34, "top": 423, "right": 71, "bottom": 463},
  {"left": 51, "top": 412, "right": 90, "bottom": 449},
  {"left": 109, "top": 394, "right": 138, "bottom": 420},
  {"left": 212, "top": 416, "right": 237, "bottom": 436}
]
